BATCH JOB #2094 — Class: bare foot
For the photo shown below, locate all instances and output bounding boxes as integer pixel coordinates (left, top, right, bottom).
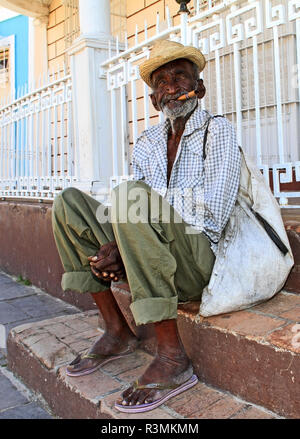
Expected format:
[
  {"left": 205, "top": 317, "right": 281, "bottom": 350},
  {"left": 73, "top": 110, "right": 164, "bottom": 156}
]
[
  {"left": 117, "top": 352, "right": 192, "bottom": 407},
  {"left": 67, "top": 329, "right": 138, "bottom": 375}
]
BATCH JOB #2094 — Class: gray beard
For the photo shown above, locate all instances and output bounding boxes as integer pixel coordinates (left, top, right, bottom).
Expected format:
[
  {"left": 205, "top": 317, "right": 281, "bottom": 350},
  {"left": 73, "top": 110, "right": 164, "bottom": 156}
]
[{"left": 162, "top": 97, "right": 198, "bottom": 121}]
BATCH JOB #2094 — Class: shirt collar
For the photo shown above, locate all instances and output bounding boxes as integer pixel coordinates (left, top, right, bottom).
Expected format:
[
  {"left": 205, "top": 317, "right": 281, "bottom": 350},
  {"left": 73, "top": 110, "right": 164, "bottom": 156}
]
[
  {"left": 140, "top": 106, "right": 211, "bottom": 143},
  {"left": 182, "top": 106, "right": 211, "bottom": 137}
]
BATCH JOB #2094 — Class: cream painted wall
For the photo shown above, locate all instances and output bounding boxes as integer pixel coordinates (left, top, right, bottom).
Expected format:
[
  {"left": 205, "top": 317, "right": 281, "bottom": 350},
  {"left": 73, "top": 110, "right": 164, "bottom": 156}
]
[{"left": 47, "top": 0, "right": 66, "bottom": 77}]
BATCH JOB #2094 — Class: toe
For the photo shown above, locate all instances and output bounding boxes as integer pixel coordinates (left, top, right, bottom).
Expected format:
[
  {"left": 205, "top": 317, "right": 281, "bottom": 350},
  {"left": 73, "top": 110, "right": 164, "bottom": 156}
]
[
  {"left": 135, "top": 390, "right": 152, "bottom": 406},
  {"left": 121, "top": 385, "right": 134, "bottom": 400},
  {"left": 119, "top": 385, "right": 135, "bottom": 405},
  {"left": 144, "top": 389, "right": 157, "bottom": 404},
  {"left": 128, "top": 390, "right": 143, "bottom": 406}
]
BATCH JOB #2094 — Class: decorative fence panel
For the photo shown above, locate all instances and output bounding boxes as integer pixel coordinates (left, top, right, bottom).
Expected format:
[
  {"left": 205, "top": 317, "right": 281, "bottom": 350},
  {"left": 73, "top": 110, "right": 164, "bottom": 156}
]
[
  {"left": 101, "top": 0, "right": 300, "bottom": 207},
  {"left": 0, "top": 74, "right": 76, "bottom": 200}
]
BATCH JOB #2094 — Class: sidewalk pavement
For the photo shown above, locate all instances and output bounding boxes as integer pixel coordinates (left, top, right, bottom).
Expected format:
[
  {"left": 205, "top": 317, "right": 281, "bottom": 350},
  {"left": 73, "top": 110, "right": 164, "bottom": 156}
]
[{"left": 0, "top": 270, "right": 80, "bottom": 419}]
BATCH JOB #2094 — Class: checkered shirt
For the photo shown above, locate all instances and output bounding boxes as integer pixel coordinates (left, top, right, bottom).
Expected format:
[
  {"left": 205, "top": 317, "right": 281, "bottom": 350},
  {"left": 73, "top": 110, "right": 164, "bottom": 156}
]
[{"left": 132, "top": 106, "right": 241, "bottom": 252}]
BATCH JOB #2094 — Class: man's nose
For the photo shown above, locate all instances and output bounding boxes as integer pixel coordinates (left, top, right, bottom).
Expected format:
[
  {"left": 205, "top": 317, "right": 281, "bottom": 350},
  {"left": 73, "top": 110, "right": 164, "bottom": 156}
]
[{"left": 165, "top": 78, "right": 180, "bottom": 94}]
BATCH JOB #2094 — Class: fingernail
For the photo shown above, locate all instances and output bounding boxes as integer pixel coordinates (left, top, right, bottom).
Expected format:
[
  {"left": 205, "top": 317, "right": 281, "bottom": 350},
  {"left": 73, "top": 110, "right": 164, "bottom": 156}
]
[
  {"left": 102, "top": 272, "right": 108, "bottom": 277},
  {"left": 92, "top": 256, "right": 98, "bottom": 261}
]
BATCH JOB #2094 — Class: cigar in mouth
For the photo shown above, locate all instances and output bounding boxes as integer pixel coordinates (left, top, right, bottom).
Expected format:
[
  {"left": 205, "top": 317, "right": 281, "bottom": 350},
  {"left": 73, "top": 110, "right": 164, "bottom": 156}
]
[{"left": 177, "top": 90, "right": 197, "bottom": 101}]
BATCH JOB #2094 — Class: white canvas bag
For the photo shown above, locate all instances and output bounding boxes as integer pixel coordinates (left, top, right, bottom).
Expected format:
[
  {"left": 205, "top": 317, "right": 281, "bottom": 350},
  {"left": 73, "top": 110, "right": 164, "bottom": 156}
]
[{"left": 198, "top": 123, "right": 294, "bottom": 317}]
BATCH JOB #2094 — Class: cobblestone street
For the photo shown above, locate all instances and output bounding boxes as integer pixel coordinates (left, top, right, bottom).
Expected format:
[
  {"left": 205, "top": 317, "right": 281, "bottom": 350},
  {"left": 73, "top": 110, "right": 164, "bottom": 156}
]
[{"left": 0, "top": 271, "right": 79, "bottom": 419}]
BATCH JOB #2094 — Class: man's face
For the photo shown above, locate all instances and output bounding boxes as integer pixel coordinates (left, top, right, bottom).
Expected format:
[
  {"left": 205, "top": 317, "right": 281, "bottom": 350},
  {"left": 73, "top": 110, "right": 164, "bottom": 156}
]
[{"left": 150, "top": 58, "right": 199, "bottom": 120}]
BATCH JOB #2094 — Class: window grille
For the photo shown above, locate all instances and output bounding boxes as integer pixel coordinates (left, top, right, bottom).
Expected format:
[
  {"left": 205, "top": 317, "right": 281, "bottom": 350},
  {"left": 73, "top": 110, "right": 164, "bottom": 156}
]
[{"left": 0, "top": 48, "right": 9, "bottom": 86}]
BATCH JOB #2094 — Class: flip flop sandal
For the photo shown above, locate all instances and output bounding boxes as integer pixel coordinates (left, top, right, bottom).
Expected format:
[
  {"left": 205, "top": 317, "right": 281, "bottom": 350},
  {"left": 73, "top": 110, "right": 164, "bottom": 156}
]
[
  {"left": 114, "top": 374, "right": 198, "bottom": 413},
  {"left": 66, "top": 345, "right": 137, "bottom": 377}
]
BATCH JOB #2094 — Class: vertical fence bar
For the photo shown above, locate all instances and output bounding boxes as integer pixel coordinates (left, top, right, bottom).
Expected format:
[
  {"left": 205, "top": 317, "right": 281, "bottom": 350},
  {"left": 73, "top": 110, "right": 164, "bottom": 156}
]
[
  {"left": 10, "top": 112, "right": 15, "bottom": 179},
  {"left": 4, "top": 119, "right": 7, "bottom": 179},
  {"left": 200, "top": 70, "right": 206, "bottom": 110},
  {"left": 47, "top": 106, "right": 52, "bottom": 177},
  {"left": 16, "top": 116, "right": 20, "bottom": 178},
  {"left": 53, "top": 101, "right": 58, "bottom": 176},
  {"left": 42, "top": 102, "right": 46, "bottom": 175},
  {"left": 120, "top": 84, "right": 128, "bottom": 175},
  {"left": 67, "top": 98, "right": 73, "bottom": 176},
  {"left": 1, "top": 119, "right": 5, "bottom": 179},
  {"left": 273, "top": 25, "right": 284, "bottom": 163},
  {"left": 110, "top": 88, "right": 118, "bottom": 176},
  {"left": 35, "top": 104, "right": 40, "bottom": 177},
  {"left": 60, "top": 100, "right": 65, "bottom": 177},
  {"left": 20, "top": 110, "right": 25, "bottom": 177},
  {"left": 131, "top": 78, "right": 138, "bottom": 146},
  {"left": 25, "top": 107, "right": 30, "bottom": 177},
  {"left": 252, "top": 35, "right": 262, "bottom": 166},
  {"left": 215, "top": 48, "right": 223, "bottom": 115},
  {"left": 233, "top": 42, "right": 242, "bottom": 145},
  {"left": 296, "top": 18, "right": 300, "bottom": 102},
  {"left": 143, "top": 82, "right": 149, "bottom": 130},
  {"left": 0, "top": 117, "right": 3, "bottom": 178},
  {"left": 180, "top": 12, "right": 188, "bottom": 45},
  {"left": 30, "top": 106, "right": 34, "bottom": 176}
]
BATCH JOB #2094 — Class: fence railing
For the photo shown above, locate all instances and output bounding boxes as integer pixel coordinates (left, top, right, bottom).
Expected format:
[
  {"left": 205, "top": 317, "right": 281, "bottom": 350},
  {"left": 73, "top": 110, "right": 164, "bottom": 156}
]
[
  {"left": 101, "top": 0, "right": 300, "bottom": 208},
  {"left": 0, "top": 73, "right": 76, "bottom": 200}
]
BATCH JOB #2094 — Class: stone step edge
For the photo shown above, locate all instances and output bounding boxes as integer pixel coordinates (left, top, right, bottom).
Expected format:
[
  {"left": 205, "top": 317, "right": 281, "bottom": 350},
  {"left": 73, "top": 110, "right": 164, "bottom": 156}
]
[
  {"left": 110, "top": 285, "right": 299, "bottom": 417},
  {"left": 174, "top": 291, "right": 300, "bottom": 419},
  {"left": 6, "top": 316, "right": 280, "bottom": 420},
  {"left": 8, "top": 289, "right": 300, "bottom": 418}
]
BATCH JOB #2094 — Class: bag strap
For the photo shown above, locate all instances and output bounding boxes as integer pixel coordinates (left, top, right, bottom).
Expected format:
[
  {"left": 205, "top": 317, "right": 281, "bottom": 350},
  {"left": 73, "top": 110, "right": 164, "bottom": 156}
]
[{"left": 203, "top": 115, "right": 224, "bottom": 160}]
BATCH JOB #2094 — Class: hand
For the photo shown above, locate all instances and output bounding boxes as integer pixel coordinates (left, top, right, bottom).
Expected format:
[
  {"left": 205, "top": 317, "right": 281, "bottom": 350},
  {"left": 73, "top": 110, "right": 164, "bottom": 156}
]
[{"left": 88, "top": 241, "right": 126, "bottom": 282}]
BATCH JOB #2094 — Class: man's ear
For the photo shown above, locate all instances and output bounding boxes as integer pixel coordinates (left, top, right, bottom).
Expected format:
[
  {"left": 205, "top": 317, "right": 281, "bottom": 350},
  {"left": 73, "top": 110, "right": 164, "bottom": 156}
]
[
  {"left": 150, "top": 93, "right": 160, "bottom": 111},
  {"left": 196, "top": 78, "right": 206, "bottom": 99}
]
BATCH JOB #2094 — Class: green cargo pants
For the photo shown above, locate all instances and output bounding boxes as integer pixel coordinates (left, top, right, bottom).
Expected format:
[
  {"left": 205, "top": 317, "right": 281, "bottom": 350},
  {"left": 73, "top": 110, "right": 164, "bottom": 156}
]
[{"left": 51, "top": 181, "right": 215, "bottom": 326}]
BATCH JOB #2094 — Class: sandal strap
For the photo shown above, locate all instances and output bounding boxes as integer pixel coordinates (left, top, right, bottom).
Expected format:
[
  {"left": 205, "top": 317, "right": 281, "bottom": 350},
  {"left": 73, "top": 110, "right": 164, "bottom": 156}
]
[
  {"left": 81, "top": 347, "right": 131, "bottom": 361},
  {"left": 132, "top": 380, "right": 179, "bottom": 391},
  {"left": 81, "top": 352, "right": 106, "bottom": 360}
]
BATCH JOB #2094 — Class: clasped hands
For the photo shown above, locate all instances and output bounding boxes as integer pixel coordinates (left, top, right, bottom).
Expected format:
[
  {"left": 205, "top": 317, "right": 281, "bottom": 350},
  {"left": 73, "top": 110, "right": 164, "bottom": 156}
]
[{"left": 88, "top": 241, "right": 126, "bottom": 282}]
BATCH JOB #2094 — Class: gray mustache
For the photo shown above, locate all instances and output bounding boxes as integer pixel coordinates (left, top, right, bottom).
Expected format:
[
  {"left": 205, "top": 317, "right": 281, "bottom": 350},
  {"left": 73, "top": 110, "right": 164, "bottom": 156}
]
[{"left": 161, "top": 93, "right": 183, "bottom": 106}]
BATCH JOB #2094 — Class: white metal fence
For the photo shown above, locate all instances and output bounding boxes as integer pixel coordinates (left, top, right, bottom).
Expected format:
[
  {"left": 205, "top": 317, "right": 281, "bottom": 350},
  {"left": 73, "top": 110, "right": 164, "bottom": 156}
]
[
  {"left": 0, "top": 73, "right": 76, "bottom": 200},
  {"left": 102, "top": 0, "right": 300, "bottom": 207}
]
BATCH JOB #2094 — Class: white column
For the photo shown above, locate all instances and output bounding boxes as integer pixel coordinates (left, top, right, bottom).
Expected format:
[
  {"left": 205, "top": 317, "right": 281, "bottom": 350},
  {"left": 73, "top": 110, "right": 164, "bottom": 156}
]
[
  {"left": 78, "top": 0, "right": 111, "bottom": 37},
  {"left": 68, "top": 0, "right": 114, "bottom": 197}
]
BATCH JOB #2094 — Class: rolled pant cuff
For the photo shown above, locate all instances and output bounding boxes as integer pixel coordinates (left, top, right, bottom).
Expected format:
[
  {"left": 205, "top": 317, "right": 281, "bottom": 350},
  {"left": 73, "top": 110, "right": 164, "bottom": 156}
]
[
  {"left": 130, "top": 297, "right": 178, "bottom": 326},
  {"left": 61, "top": 271, "right": 108, "bottom": 293}
]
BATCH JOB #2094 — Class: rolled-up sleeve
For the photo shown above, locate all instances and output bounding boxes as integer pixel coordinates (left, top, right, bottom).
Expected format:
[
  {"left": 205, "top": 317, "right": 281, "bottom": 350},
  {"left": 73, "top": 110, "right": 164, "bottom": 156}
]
[{"left": 203, "top": 117, "right": 241, "bottom": 243}]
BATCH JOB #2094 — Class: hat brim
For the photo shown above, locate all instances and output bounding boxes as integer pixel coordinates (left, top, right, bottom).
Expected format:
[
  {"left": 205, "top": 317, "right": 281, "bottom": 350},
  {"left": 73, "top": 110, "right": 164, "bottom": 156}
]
[{"left": 139, "top": 46, "right": 206, "bottom": 88}]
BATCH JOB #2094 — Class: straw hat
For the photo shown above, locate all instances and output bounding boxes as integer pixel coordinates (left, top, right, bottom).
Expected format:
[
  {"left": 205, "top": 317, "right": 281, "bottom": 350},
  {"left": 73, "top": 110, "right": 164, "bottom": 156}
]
[{"left": 139, "top": 40, "right": 206, "bottom": 88}]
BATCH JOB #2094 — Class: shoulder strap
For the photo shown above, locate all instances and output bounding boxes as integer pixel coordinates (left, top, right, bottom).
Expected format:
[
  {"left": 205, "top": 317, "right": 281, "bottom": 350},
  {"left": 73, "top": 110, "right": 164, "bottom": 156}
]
[{"left": 203, "top": 115, "right": 224, "bottom": 160}]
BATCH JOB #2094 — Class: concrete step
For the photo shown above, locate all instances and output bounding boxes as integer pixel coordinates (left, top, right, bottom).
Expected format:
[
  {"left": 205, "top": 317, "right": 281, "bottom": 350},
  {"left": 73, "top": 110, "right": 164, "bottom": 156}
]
[
  {"left": 6, "top": 311, "right": 278, "bottom": 420},
  {"left": 7, "top": 287, "right": 300, "bottom": 419},
  {"left": 99, "top": 284, "right": 300, "bottom": 419}
]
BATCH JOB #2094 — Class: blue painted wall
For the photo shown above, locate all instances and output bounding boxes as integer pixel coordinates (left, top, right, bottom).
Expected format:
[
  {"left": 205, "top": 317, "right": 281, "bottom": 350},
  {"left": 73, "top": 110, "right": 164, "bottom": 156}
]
[{"left": 0, "top": 15, "right": 29, "bottom": 98}]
